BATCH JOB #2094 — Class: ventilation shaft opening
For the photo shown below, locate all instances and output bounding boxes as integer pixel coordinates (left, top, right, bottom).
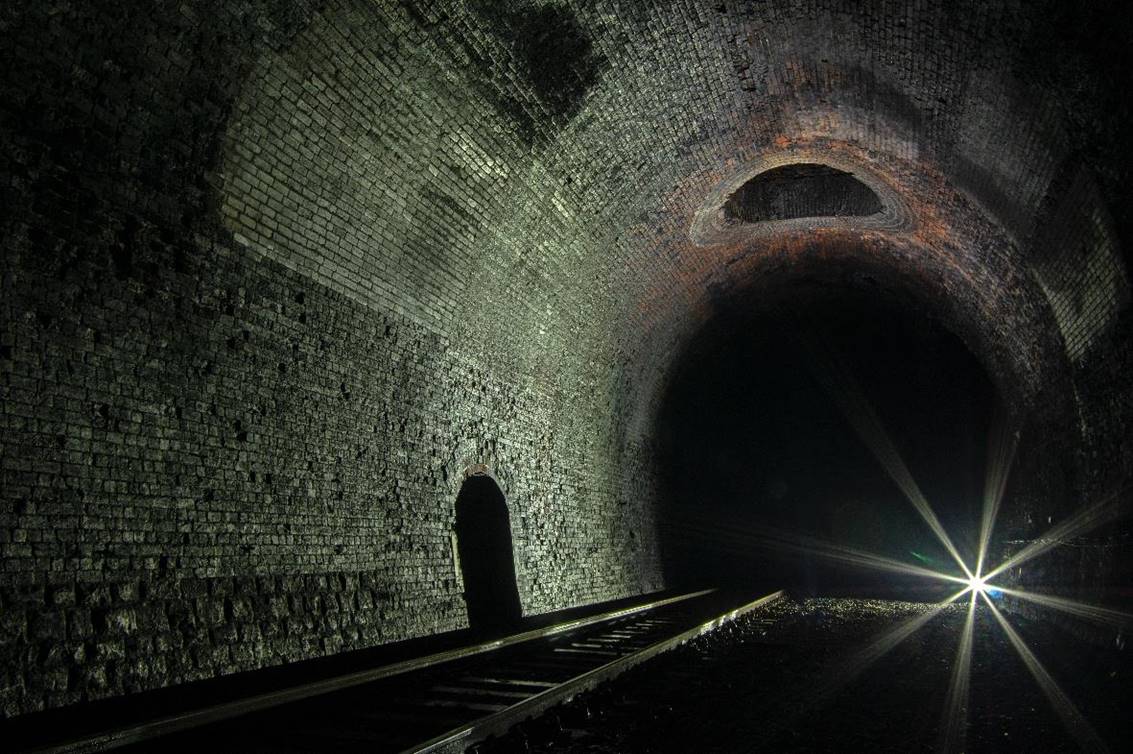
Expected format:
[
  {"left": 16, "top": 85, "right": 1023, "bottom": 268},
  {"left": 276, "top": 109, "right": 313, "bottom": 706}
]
[{"left": 724, "top": 163, "right": 884, "bottom": 223}]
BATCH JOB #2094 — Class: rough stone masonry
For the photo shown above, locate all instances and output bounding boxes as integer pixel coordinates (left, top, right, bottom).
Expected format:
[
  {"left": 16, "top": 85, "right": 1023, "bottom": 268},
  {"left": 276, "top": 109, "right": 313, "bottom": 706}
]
[{"left": 1, "top": 0, "right": 1131, "bottom": 718}]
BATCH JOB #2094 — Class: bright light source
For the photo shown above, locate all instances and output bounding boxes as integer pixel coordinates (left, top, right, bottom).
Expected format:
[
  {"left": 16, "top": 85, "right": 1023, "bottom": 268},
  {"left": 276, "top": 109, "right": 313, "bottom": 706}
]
[{"left": 967, "top": 575, "right": 988, "bottom": 594}]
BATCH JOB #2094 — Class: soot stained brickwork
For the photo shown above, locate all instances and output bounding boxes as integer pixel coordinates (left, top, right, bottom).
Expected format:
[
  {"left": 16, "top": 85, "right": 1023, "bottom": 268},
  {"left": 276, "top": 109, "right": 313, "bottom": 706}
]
[
  {"left": 0, "top": 0, "right": 325, "bottom": 233},
  {"left": 2, "top": 0, "right": 1132, "bottom": 721}
]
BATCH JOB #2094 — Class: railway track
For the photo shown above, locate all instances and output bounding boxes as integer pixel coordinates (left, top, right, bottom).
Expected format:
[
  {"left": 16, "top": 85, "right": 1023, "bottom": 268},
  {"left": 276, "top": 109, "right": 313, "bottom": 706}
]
[{"left": 17, "top": 588, "right": 783, "bottom": 754}]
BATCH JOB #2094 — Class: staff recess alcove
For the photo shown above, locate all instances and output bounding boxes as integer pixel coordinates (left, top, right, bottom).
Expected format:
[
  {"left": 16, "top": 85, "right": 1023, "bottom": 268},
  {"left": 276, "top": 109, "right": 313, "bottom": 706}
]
[{"left": 454, "top": 471, "right": 522, "bottom": 634}]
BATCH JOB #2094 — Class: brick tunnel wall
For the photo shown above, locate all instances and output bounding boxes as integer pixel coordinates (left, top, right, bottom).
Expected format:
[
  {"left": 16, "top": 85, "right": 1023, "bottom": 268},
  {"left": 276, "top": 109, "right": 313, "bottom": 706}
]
[
  {"left": 2, "top": 0, "right": 1132, "bottom": 717},
  {"left": 0, "top": 0, "right": 666, "bottom": 716}
]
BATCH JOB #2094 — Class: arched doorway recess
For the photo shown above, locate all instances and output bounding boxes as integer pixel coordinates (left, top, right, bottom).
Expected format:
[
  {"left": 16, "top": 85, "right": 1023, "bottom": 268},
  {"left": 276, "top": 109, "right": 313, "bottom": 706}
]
[{"left": 454, "top": 472, "right": 522, "bottom": 634}]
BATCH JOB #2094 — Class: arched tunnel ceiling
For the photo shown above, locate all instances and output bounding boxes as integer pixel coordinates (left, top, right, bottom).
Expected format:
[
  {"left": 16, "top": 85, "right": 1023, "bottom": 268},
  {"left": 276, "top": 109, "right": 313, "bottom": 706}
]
[
  {"left": 216, "top": 0, "right": 1129, "bottom": 441},
  {"left": 1, "top": 0, "right": 1132, "bottom": 720}
]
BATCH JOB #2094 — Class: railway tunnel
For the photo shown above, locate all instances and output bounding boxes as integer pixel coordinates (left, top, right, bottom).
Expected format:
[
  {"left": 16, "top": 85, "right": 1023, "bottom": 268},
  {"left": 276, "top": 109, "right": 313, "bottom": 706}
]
[{"left": 1, "top": 0, "right": 1132, "bottom": 750}]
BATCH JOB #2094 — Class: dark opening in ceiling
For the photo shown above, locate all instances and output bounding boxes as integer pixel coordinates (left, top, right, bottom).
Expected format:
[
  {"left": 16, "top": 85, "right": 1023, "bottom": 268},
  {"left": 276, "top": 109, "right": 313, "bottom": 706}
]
[{"left": 724, "top": 163, "right": 884, "bottom": 223}]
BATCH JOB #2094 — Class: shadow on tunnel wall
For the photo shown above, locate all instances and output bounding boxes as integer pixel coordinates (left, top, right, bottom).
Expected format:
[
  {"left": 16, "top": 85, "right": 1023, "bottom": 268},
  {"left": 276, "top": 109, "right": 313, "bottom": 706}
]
[
  {"left": 455, "top": 474, "right": 523, "bottom": 634},
  {"left": 654, "top": 281, "right": 1017, "bottom": 595}
]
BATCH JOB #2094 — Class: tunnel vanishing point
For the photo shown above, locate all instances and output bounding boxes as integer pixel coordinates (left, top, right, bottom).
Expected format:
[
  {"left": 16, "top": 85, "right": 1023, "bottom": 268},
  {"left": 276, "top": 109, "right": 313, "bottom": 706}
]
[{"left": 1, "top": 0, "right": 1132, "bottom": 734}]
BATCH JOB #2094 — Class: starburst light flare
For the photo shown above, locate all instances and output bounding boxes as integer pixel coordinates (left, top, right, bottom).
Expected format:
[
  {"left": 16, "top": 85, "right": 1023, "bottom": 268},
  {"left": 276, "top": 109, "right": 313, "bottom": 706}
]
[
  {"left": 984, "top": 489, "right": 1130, "bottom": 582},
  {"left": 665, "top": 516, "right": 968, "bottom": 585},
  {"left": 976, "top": 408, "right": 1019, "bottom": 577},
  {"left": 800, "top": 332, "right": 973, "bottom": 579},
  {"left": 981, "top": 592, "right": 1109, "bottom": 753},
  {"left": 994, "top": 587, "right": 1133, "bottom": 629},
  {"left": 812, "top": 587, "right": 972, "bottom": 703},
  {"left": 938, "top": 590, "right": 977, "bottom": 754}
]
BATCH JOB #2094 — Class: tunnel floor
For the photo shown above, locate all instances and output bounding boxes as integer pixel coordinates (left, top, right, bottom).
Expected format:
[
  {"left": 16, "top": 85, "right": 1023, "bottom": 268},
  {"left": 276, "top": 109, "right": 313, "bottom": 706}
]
[{"left": 477, "top": 595, "right": 1131, "bottom": 753}]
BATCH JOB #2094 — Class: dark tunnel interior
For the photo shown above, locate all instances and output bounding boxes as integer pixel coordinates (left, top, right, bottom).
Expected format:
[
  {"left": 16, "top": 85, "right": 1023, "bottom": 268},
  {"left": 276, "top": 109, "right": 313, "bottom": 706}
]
[
  {"left": 657, "top": 282, "right": 999, "bottom": 593},
  {"left": 3, "top": 0, "right": 1133, "bottom": 749}
]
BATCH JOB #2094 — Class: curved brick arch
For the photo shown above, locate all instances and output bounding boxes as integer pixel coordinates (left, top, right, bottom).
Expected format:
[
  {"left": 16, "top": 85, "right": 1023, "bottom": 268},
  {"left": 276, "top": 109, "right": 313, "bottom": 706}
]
[
  {"left": 1, "top": 0, "right": 1130, "bottom": 718},
  {"left": 454, "top": 473, "right": 523, "bottom": 632}
]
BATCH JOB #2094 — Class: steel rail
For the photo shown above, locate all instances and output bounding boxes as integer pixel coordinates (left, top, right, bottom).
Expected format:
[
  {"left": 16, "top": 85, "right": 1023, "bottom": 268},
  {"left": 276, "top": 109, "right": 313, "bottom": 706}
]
[
  {"left": 30, "top": 589, "right": 717, "bottom": 754},
  {"left": 407, "top": 589, "right": 786, "bottom": 754}
]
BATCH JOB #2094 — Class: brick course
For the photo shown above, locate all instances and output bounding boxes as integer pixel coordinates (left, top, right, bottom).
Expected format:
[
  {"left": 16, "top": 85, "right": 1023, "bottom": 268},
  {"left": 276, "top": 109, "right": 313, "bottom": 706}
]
[{"left": 1, "top": 0, "right": 1131, "bottom": 717}]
